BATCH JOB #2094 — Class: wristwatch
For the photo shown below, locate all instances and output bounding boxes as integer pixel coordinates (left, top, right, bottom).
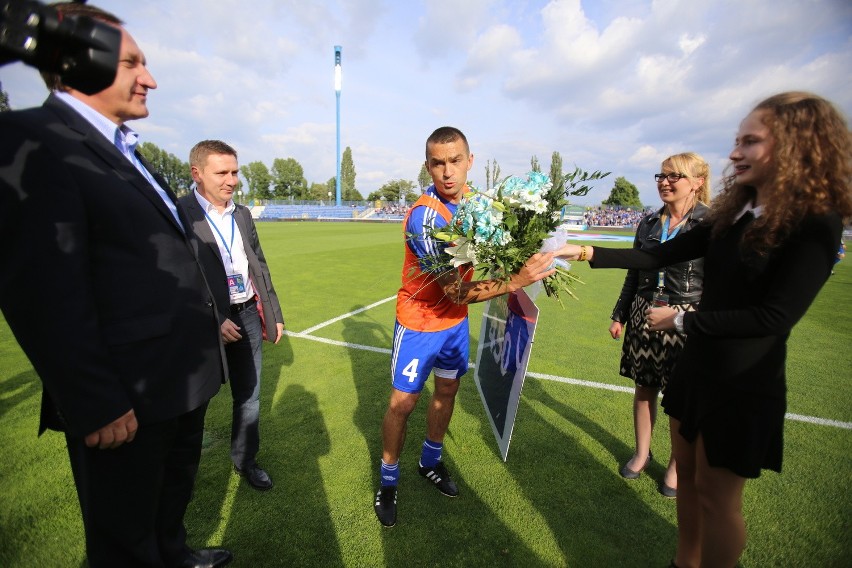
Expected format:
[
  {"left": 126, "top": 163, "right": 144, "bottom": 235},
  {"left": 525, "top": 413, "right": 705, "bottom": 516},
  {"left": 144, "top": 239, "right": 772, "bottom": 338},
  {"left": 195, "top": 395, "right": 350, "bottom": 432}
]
[{"left": 673, "top": 311, "right": 685, "bottom": 333}]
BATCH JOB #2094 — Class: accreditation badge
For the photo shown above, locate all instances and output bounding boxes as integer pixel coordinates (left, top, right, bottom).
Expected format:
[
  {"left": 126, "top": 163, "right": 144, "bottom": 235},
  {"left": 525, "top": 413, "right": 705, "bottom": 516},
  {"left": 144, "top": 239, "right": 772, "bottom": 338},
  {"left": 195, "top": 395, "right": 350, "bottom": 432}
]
[{"left": 227, "top": 273, "right": 248, "bottom": 301}]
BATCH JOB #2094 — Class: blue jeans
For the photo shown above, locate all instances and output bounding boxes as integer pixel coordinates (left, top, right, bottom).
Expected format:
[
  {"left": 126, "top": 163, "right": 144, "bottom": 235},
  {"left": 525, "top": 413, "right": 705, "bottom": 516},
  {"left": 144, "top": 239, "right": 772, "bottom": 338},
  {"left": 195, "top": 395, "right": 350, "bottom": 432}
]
[{"left": 227, "top": 300, "right": 264, "bottom": 469}]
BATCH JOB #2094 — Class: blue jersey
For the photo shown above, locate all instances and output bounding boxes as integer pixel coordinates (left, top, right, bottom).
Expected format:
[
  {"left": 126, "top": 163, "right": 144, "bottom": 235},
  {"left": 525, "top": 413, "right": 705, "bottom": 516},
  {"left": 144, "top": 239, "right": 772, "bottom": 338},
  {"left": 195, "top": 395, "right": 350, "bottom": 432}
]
[{"left": 405, "top": 185, "right": 458, "bottom": 272}]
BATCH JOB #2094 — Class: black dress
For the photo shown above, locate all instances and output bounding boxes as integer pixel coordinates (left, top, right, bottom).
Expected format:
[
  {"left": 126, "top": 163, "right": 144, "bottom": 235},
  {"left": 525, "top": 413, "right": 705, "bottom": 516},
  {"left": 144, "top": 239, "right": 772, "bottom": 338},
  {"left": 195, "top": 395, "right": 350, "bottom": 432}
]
[{"left": 592, "top": 211, "right": 842, "bottom": 478}]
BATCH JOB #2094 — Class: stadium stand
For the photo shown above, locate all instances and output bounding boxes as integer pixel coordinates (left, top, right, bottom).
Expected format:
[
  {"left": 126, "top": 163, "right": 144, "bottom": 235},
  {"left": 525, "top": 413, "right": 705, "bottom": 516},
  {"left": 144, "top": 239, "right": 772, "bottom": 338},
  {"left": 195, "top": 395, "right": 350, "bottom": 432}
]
[{"left": 258, "top": 204, "right": 371, "bottom": 220}]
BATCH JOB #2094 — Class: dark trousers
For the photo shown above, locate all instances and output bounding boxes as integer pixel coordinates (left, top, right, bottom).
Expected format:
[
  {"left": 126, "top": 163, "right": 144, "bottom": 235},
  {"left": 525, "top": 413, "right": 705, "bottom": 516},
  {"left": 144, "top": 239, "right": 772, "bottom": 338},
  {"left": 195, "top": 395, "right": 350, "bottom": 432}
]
[
  {"left": 65, "top": 403, "right": 208, "bottom": 568},
  {"left": 227, "top": 301, "right": 264, "bottom": 469}
]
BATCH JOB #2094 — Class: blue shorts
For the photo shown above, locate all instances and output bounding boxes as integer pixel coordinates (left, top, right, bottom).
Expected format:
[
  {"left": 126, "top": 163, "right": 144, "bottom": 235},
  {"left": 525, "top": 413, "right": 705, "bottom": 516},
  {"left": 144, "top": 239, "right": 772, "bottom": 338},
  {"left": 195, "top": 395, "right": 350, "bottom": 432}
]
[{"left": 390, "top": 318, "right": 469, "bottom": 393}]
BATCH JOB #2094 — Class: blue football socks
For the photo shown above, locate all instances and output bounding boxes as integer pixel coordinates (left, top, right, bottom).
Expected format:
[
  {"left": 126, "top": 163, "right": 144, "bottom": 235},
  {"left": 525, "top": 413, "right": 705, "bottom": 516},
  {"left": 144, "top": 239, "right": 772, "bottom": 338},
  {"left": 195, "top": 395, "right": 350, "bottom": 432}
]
[
  {"left": 419, "top": 438, "right": 443, "bottom": 468},
  {"left": 380, "top": 460, "right": 399, "bottom": 487}
]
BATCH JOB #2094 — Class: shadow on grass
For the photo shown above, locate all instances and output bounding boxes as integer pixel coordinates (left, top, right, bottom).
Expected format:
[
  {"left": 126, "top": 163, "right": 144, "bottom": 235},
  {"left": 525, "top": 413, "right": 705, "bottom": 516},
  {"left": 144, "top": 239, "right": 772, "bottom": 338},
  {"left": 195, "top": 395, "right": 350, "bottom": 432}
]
[
  {"left": 454, "top": 376, "right": 677, "bottom": 566},
  {"left": 270, "top": 329, "right": 294, "bottom": 368},
  {"left": 0, "top": 369, "right": 57, "bottom": 567},
  {"left": 342, "top": 305, "right": 392, "bottom": 479},
  {"left": 0, "top": 369, "right": 40, "bottom": 421},
  {"left": 192, "top": 383, "right": 341, "bottom": 566}
]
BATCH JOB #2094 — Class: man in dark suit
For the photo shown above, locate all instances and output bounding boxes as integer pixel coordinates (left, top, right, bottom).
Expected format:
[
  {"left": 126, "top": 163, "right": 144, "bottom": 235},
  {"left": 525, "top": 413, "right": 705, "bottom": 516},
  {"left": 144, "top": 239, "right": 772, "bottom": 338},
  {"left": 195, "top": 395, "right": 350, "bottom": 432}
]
[
  {"left": 180, "top": 140, "right": 285, "bottom": 491},
  {"left": 0, "top": 4, "right": 231, "bottom": 567}
]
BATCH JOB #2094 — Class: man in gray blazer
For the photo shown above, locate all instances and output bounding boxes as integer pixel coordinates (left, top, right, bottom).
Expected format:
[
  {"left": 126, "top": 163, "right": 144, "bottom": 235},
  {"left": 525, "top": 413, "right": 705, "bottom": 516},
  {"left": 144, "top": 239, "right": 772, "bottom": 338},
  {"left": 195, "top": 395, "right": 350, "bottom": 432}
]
[
  {"left": 0, "top": 5, "right": 231, "bottom": 567},
  {"left": 180, "top": 140, "right": 285, "bottom": 491}
]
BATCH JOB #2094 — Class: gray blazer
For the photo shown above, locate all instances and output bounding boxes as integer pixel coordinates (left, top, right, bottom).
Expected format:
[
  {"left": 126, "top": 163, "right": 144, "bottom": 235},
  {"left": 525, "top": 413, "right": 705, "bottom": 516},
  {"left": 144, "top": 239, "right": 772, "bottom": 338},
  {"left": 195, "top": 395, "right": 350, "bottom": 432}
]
[{"left": 179, "top": 195, "right": 284, "bottom": 340}]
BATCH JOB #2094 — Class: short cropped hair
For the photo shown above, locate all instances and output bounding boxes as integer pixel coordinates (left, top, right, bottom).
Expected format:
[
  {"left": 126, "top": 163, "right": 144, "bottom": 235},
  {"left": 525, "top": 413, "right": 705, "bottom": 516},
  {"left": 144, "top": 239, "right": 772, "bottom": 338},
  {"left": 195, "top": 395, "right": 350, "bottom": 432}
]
[
  {"left": 425, "top": 126, "right": 469, "bottom": 160},
  {"left": 189, "top": 140, "right": 238, "bottom": 168}
]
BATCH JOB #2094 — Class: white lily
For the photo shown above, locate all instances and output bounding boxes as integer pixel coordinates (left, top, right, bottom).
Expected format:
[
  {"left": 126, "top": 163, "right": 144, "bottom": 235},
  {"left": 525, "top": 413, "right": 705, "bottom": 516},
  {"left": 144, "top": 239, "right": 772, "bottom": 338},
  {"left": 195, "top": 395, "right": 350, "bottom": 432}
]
[{"left": 445, "top": 237, "right": 478, "bottom": 267}]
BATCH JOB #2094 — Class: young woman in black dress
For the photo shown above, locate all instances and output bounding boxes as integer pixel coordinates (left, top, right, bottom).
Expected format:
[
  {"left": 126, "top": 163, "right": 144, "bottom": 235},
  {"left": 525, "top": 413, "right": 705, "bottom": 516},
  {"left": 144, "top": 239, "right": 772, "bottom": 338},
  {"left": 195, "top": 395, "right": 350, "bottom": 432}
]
[{"left": 559, "top": 92, "right": 852, "bottom": 568}]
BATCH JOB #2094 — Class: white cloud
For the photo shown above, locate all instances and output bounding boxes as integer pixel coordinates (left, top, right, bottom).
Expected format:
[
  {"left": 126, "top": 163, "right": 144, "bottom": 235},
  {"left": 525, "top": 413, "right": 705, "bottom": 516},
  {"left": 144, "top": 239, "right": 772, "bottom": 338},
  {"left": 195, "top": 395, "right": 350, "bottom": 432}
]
[
  {"left": 2, "top": 0, "right": 849, "bottom": 206},
  {"left": 457, "top": 24, "right": 523, "bottom": 91},
  {"left": 413, "top": 0, "right": 496, "bottom": 60}
]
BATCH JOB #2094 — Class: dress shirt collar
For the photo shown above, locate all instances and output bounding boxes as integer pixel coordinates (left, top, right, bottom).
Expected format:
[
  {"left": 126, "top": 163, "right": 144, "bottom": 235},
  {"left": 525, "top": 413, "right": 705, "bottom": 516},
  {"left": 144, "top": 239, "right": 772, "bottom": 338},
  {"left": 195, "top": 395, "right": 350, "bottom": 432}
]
[
  {"left": 55, "top": 91, "right": 137, "bottom": 148},
  {"left": 734, "top": 201, "right": 764, "bottom": 222},
  {"left": 193, "top": 188, "right": 235, "bottom": 216}
]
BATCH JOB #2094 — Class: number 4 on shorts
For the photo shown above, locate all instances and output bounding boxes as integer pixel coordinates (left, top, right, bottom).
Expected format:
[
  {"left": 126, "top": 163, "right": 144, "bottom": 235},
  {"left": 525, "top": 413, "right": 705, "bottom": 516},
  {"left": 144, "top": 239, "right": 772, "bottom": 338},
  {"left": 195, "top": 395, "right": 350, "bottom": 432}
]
[{"left": 403, "top": 359, "right": 419, "bottom": 383}]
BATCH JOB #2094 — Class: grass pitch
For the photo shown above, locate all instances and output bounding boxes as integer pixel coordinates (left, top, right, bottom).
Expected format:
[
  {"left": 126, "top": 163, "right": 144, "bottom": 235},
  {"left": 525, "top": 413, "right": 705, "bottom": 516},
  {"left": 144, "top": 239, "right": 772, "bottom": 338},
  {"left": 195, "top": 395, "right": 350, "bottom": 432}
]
[{"left": 1, "top": 221, "right": 850, "bottom": 567}]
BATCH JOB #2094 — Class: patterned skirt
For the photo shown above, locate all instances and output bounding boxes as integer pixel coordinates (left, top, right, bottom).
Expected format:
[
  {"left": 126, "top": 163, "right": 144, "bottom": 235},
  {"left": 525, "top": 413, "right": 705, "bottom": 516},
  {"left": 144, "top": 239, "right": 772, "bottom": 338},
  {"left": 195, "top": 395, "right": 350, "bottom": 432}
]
[{"left": 619, "top": 295, "right": 698, "bottom": 391}]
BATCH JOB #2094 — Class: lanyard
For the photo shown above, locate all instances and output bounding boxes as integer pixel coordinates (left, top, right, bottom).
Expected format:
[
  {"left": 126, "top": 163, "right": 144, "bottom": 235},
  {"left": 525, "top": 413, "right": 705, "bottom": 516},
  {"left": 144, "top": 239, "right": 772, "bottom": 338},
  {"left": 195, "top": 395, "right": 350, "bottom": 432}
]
[
  {"left": 657, "top": 214, "right": 683, "bottom": 289},
  {"left": 204, "top": 210, "right": 236, "bottom": 266}
]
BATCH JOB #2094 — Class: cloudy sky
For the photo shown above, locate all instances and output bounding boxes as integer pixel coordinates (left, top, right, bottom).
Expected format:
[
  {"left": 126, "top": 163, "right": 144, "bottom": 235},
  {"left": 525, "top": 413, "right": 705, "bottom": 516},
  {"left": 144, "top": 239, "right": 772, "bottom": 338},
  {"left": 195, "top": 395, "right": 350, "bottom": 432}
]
[{"left": 2, "top": 0, "right": 851, "bottom": 205}]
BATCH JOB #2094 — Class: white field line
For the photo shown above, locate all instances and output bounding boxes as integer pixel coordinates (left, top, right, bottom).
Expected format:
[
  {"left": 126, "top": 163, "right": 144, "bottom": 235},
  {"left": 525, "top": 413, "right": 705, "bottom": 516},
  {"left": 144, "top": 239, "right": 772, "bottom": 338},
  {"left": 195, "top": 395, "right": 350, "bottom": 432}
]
[
  {"left": 206, "top": 470, "right": 241, "bottom": 548},
  {"left": 296, "top": 295, "right": 397, "bottom": 335},
  {"left": 284, "top": 331, "right": 391, "bottom": 354},
  {"left": 281, "top": 330, "right": 852, "bottom": 431}
]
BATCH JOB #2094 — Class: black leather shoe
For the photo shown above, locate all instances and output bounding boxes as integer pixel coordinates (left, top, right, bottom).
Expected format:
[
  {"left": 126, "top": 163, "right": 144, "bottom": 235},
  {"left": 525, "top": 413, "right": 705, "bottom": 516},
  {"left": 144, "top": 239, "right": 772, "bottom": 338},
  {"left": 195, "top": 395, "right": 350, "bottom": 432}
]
[
  {"left": 235, "top": 464, "right": 273, "bottom": 490},
  {"left": 178, "top": 547, "right": 233, "bottom": 568}
]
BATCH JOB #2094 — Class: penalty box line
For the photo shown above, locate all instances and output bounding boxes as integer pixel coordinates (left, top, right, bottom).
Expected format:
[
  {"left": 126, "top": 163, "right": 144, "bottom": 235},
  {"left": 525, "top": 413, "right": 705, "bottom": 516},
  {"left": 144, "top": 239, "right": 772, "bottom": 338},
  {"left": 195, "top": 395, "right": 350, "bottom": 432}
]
[
  {"left": 281, "top": 330, "right": 852, "bottom": 432},
  {"left": 296, "top": 295, "right": 397, "bottom": 335}
]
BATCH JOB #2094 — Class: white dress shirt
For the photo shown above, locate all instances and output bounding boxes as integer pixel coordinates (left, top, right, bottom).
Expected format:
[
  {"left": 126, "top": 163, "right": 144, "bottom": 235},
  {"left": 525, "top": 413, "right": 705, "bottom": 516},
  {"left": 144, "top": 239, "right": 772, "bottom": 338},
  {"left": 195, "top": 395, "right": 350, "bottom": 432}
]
[{"left": 192, "top": 189, "right": 255, "bottom": 304}]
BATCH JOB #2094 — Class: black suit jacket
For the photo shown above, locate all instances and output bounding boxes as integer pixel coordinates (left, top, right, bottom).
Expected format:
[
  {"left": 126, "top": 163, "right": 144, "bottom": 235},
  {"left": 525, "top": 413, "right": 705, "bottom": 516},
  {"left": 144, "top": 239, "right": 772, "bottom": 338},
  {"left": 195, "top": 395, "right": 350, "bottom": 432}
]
[
  {"left": 179, "top": 194, "right": 284, "bottom": 338},
  {"left": 0, "top": 94, "right": 227, "bottom": 436}
]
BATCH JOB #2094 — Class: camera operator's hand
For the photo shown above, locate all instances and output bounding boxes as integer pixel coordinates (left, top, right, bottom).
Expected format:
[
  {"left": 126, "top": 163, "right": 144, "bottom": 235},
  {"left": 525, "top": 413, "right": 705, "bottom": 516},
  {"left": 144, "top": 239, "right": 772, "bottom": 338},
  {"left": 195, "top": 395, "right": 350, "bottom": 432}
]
[{"left": 0, "top": 0, "right": 121, "bottom": 93}]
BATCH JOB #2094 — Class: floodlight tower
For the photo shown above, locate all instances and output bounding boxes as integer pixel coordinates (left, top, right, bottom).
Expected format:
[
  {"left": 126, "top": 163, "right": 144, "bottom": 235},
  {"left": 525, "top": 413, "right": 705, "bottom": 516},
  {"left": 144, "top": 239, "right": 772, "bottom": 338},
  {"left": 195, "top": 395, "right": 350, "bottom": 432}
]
[{"left": 334, "top": 45, "right": 342, "bottom": 206}]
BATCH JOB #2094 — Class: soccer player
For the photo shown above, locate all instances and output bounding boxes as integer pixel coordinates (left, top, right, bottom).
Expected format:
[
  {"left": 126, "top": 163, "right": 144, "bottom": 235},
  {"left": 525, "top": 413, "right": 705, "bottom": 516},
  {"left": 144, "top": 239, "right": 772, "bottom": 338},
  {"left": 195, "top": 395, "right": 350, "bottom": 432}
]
[{"left": 374, "top": 126, "right": 554, "bottom": 527}]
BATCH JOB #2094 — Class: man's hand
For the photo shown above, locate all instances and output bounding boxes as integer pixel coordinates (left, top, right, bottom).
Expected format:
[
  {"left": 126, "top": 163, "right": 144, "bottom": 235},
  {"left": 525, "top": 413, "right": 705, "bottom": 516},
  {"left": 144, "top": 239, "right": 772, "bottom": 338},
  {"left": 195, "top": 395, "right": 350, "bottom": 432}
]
[
  {"left": 508, "top": 252, "right": 556, "bottom": 290},
  {"left": 274, "top": 322, "right": 285, "bottom": 344},
  {"left": 437, "top": 252, "right": 557, "bottom": 304},
  {"left": 221, "top": 318, "right": 242, "bottom": 344},
  {"left": 84, "top": 409, "right": 138, "bottom": 449}
]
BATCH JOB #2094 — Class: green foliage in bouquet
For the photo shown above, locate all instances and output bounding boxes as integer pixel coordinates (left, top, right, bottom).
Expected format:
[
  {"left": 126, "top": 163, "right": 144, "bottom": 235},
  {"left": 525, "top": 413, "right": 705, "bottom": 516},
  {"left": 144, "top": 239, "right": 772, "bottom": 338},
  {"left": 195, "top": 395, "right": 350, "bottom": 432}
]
[{"left": 428, "top": 167, "right": 610, "bottom": 304}]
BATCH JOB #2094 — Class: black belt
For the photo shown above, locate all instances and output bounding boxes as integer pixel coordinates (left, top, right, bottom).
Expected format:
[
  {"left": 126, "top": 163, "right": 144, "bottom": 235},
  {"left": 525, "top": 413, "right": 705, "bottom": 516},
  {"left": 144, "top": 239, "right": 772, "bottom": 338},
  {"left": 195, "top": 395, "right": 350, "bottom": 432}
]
[{"left": 229, "top": 297, "right": 256, "bottom": 314}]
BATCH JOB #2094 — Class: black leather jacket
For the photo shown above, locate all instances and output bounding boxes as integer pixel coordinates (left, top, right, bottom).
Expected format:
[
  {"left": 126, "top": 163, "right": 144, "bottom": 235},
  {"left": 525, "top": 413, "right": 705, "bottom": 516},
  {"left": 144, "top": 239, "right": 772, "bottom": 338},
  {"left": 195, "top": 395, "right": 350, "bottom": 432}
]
[{"left": 611, "top": 202, "right": 709, "bottom": 322}]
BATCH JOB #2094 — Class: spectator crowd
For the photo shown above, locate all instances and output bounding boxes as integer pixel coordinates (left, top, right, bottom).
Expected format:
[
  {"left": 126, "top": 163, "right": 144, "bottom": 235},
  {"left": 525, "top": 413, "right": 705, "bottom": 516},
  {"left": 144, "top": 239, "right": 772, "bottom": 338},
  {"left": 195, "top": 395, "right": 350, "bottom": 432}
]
[
  {"left": 584, "top": 206, "right": 654, "bottom": 228},
  {"left": 376, "top": 204, "right": 412, "bottom": 217}
]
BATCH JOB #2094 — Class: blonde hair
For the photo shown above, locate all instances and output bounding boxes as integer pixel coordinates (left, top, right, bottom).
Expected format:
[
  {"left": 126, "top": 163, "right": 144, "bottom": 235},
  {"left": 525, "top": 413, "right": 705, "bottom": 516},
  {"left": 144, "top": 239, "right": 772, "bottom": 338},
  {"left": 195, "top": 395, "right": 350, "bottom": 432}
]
[
  {"left": 663, "top": 152, "right": 712, "bottom": 205},
  {"left": 711, "top": 91, "right": 852, "bottom": 253}
]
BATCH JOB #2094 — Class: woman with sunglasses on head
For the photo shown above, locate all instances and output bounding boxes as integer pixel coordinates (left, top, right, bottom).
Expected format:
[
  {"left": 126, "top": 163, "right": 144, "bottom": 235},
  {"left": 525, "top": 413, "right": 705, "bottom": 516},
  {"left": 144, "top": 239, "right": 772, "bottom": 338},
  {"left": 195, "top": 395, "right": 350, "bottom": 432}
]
[
  {"left": 558, "top": 92, "right": 852, "bottom": 567},
  {"left": 610, "top": 154, "right": 711, "bottom": 500}
]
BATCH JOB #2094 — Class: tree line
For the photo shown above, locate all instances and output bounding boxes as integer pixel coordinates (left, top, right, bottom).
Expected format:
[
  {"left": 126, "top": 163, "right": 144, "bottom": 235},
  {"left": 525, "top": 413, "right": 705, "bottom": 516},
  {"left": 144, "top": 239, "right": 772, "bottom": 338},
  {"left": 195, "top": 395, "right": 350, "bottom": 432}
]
[
  {"left": 367, "top": 150, "right": 642, "bottom": 208},
  {"left": 135, "top": 142, "right": 362, "bottom": 202}
]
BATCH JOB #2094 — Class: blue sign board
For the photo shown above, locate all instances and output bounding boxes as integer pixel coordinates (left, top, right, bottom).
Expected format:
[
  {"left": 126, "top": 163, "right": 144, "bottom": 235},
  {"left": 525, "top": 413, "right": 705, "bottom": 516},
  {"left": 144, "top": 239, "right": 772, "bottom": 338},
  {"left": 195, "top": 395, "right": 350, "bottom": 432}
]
[{"left": 473, "top": 289, "right": 539, "bottom": 461}]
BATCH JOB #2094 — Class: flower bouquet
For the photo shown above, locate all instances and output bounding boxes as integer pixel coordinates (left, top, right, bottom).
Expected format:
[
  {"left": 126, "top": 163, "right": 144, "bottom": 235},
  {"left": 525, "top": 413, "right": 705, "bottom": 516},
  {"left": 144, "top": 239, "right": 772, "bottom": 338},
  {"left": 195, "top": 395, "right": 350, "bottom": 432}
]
[{"left": 428, "top": 168, "right": 609, "bottom": 305}]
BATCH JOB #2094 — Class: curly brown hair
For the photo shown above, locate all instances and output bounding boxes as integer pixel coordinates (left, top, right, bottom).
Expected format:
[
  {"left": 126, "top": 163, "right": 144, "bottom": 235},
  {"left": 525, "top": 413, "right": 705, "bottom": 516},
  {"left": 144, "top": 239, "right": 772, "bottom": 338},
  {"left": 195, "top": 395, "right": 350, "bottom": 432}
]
[{"left": 710, "top": 91, "right": 852, "bottom": 254}]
